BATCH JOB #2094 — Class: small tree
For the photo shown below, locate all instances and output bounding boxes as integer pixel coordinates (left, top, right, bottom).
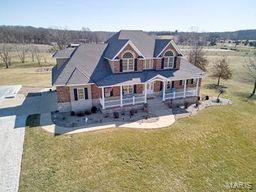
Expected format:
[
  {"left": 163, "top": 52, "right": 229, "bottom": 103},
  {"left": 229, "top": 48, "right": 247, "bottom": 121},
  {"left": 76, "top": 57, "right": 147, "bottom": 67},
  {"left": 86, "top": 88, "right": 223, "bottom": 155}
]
[
  {"left": 210, "top": 57, "right": 232, "bottom": 86},
  {"left": 244, "top": 55, "right": 256, "bottom": 98},
  {"left": 0, "top": 44, "right": 12, "bottom": 68},
  {"left": 16, "top": 44, "right": 28, "bottom": 63},
  {"left": 34, "top": 47, "right": 42, "bottom": 66}
]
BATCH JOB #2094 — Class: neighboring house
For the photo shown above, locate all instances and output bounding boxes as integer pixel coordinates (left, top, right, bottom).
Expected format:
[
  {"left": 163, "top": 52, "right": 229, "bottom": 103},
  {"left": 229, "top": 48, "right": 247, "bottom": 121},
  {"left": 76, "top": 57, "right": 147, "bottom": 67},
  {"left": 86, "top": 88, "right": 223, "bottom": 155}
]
[{"left": 52, "top": 30, "right": 204, "bottom": 113}]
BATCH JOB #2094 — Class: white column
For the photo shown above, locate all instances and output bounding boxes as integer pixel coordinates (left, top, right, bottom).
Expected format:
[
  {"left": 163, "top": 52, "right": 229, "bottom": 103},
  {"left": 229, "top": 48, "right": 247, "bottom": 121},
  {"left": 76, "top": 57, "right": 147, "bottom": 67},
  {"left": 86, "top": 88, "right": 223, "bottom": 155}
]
[
  {"left": 132, "top": 96, "right": 135, "bottom": 105},
  {"left": 173, "top": 91, "right": 176, "bottom": 99},
  {"left": 162, "top": 81, "right": 166, "bottom": 101},
  {"left": 120, "top": 85, "right": 123, "bottom": 107},
  {"left": 196, "top": 78, "right": 199, "bottom": 96},
  {"left": 101, "top": 87, "right": 105, "bottom": 109},
  {"left": 144, "top": 83, "right": 147, "bottom": 103},
  {"left": 183, "top": 79, "right": 187, "bottom": 98}
]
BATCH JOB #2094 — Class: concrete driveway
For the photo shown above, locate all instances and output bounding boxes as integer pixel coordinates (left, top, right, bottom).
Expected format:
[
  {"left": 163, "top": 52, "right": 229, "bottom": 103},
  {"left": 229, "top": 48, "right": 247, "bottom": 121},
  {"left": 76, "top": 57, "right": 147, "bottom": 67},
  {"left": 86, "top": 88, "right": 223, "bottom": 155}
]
[{"left": 0, "top": 91, "right": 57, "bottom": 192}]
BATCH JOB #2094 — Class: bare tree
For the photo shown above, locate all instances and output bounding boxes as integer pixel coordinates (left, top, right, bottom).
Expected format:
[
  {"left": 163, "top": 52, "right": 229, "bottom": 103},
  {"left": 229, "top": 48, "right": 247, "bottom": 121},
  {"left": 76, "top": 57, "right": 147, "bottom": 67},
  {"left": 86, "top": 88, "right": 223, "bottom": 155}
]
[
  {"left": 210, "top": 57, "right": 232, "bottom": 86},
  {"left": 188, "top": 31, "right": 208, "bottom": 71},
  {"left": 0, "top": 44, "right": 12, "bottom": 68},
  {"left": 34, "top": 47, "right": 42, "bottom": 66},
  {"left": 16, "top": 44, "right": 28, "bottom": 63},
  {"left": 244, "top": 55, "right": 256, "bottom": 98},
  {"left": 50, "top": 27, "right": 71, "bottom": 50},
  {"left": 29, "top": 44, "right": 35, "bottom": 62}
]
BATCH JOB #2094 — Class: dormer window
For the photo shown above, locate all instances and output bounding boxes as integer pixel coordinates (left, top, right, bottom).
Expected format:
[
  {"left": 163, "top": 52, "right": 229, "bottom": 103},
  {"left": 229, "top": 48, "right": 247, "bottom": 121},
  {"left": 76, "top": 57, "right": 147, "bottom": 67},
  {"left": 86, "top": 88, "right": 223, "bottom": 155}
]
[
  {"left": 122, "top": 52, "right": 134, "bottom": 72},
  {"left": 163, "top": 50, "right": 174, "bottom": 68}
]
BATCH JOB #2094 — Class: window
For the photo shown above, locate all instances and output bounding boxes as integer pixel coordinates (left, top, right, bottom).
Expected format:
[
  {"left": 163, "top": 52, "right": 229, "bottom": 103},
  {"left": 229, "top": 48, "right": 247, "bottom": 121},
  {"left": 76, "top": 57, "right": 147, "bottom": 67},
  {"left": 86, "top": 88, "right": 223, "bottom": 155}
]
[
  {"left": 123, "top": 85, "right": 133, "bottom": 95},
  {"left": 122, "top": 52, "right": 134, "bottom": 72},
  {"left": 78, "top": 88, "right": 84, "bottom": 100},
  {"left": 179, "top": 80, "right": 183, "bottom": 86},
  {"left": 163, "top": 50, "right": 174, "bottom": 68},
  {"left": 144, "top": 59, "right": 153, "bottom": 69},
  {"left": 191, "top": 79, "right": 194, "bottom": 84},
  {"left": 74, "top": 88, "right": 88, "bottom": 101}
]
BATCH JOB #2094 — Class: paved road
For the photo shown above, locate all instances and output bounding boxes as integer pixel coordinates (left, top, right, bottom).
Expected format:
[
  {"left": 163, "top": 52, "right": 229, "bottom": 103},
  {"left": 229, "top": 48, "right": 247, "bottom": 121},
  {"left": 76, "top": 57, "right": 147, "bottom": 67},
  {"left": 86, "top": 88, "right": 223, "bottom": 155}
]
[
  {"left": 0, "top": 92, "right": 57, "bottom": 192},
  {"left": 0, "top": 115, "right": 26, "bottom": 192}
]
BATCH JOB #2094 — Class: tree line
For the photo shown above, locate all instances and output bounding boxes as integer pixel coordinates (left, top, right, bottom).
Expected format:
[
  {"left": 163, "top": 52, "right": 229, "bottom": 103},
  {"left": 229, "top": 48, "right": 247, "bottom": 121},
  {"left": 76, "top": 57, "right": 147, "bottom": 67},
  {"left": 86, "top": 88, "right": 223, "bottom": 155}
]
[{"left": 0, "top": 26, "right": 113, "bottom": 46}]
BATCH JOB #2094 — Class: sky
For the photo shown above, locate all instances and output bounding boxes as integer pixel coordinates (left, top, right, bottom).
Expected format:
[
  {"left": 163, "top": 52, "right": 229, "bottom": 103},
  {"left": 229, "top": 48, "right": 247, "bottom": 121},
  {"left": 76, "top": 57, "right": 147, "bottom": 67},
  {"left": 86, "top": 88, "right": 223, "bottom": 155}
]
[{"left": 0, "top": 0, "right": 256, "bottom": 32}]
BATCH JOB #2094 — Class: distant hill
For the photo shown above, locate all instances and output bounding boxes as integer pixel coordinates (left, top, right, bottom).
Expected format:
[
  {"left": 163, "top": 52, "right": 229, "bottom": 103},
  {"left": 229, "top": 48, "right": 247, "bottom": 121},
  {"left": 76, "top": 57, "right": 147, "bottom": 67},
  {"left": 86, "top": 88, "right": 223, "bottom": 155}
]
[{"left": 0, "top": 25, "right": 255, "bottom": 45}]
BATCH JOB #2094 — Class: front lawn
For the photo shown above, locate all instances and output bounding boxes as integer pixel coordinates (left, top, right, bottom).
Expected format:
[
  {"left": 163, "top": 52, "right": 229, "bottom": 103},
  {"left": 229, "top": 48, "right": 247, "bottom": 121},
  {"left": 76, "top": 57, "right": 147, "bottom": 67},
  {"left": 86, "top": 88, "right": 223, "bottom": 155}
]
[{"left": 19, "top": 52, "right": 256, "bottom": 191}]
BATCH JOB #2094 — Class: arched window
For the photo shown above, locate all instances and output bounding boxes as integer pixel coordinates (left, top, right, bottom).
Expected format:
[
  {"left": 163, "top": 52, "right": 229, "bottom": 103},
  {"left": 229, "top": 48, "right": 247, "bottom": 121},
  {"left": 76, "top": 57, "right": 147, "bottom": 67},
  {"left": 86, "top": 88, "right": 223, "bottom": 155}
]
[
  {"left": 163, "top": 50, "right": 174, "bottom": 68},
  {"left": 122, "top": 52, "right": 134, "bottom": 72}
]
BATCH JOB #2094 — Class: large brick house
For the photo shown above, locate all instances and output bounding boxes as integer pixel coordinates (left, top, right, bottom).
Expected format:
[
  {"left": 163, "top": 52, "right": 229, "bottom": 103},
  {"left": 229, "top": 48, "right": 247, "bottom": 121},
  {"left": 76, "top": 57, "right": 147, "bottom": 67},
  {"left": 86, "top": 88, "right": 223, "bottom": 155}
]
[{"left": 52, "top": 30, "right": 204, "bottom": 112}]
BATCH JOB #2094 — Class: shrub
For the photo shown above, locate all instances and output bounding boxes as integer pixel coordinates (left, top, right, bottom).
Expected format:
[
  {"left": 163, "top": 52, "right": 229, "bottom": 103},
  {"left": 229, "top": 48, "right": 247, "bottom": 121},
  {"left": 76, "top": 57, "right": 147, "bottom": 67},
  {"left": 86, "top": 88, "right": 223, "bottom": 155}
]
[
  {"left": 113, "top": 111, "right": 119, "bottom": 119},
  {"left": 184, "top": 102, "right": 189, "bottom": 109},
  {"left": 70, "top": 111, "right": 75, "bottom": 116},
  {"left": 84, "top": 110, "right": 91, "bottom": 115},
  {"left": 76, "top": 112, "right": 85, "bottom": 116},
  {"left": 121, "top": 111, "right": 125, "bottom": 116},
  {"left": 197, "top": 96, "right": 200, "bottom": 101},
  {"left": 91, "top": 106, "right": 97, "bottom": 113},
  {"left": 130, "top": 110, "right": 134, "bottom": 116},
  {"left": 205, "top": 95, "right": 209, "bottom": 100}
]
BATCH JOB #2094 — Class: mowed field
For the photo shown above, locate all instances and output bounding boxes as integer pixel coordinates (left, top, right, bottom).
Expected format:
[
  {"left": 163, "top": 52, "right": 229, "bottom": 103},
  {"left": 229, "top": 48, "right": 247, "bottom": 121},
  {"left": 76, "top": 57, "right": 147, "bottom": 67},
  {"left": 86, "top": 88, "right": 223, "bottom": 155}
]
[
  {"left": 0, "top": 44, "right": 54, "bottom": 87},
  {"left": 7, "top": 45, "right": 256, "bottom": 191}
]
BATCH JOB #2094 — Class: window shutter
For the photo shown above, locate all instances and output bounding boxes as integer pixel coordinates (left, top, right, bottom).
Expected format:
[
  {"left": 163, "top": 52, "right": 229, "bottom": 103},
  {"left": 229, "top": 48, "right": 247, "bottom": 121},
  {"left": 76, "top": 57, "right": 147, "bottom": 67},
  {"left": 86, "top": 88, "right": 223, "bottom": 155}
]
[
  {"left": 133, "top": 85, "right": 137, "bottom": 94},
  {"left": 161, "top": 58, "right": 164, "bottom": 69},
  {"left": 120, "top": 59, "right": 123, "bottom": 72},
  {"left": 172, "top": 81, "right": 175, "bottom": 88},
  {"left": 160, "top": 82, "right": 163, "bottom": 91},
  {"left": 84, "top": 88, "right": 88, "bottom": 99},
  {"left": 134, "top": 58, "right": 138, "bottom": 71},
  {"left": 173, "top": 56, "right": 177, "bottom": 68},
  {"left": 74, "top": 88, "right": 78, "bottom": 101}
]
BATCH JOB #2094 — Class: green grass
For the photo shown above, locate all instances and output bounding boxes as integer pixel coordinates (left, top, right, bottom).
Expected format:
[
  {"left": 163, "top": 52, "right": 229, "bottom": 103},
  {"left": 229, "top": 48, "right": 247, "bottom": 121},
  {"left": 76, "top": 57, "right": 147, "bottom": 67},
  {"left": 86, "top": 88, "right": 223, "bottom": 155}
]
[{"left": 19, "top": 50, "right": 256, "bottom": 191}]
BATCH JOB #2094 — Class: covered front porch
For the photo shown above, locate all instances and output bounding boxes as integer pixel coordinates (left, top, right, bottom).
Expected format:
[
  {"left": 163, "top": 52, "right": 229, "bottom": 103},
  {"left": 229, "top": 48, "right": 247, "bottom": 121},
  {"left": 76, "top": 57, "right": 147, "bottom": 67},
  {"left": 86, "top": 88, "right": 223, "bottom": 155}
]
[{"left": 99, "top": 77, "right": 201, "bottom": 109}]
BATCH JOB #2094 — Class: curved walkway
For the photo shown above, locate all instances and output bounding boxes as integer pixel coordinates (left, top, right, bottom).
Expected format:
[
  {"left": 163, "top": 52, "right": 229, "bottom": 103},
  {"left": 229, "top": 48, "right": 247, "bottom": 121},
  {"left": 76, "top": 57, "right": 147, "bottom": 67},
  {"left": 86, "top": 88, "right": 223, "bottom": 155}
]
[{"left": 41, "top": 110, "right": 176, "bottom": 135}]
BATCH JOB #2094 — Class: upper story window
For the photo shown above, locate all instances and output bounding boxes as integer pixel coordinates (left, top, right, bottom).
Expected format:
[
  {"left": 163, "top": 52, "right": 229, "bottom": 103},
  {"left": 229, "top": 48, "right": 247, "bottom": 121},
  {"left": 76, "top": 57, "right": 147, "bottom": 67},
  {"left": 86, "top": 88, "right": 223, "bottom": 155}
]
[
  {"left": 122, "top": 52, "right": 134, "bottom": 72},
  {"left": 144, "top": 59, "right": 153, "bottom": 69},
  {"left": 163, "top": 50, "right": 174, "bottom": 68}
]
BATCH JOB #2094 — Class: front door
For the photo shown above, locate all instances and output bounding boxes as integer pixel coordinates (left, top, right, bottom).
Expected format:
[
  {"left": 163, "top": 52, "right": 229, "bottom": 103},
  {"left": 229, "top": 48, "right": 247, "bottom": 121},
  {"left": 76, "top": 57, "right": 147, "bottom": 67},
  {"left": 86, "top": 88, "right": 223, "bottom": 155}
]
[{"left": 146, "top": 82, "right": 154, "bottom": 94}]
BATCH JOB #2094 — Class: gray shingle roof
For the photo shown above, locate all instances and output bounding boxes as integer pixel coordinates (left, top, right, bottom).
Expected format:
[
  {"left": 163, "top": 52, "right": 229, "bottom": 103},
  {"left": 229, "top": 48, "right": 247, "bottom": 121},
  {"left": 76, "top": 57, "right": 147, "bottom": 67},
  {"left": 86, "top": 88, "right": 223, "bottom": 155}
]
[
  {"left": 52, "top": 43, "right": 112, "bottom": 85},
  {"left": 53, "top": 47, "right": 76, "bottom": 58},
  {"left": 105, "top": 30, "right": 156, "bottom": 59},
  {"left": 52, "top": 30, "right": 202, "bottom": 87}
]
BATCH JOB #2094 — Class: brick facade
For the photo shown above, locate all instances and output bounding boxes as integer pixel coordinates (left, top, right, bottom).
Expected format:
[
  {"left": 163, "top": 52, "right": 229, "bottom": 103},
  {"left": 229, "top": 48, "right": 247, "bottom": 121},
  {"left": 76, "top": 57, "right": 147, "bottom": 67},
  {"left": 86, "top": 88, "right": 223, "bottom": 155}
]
[
  {"left": 108, "top": 60, "right": 120, "bottom": 73},
  {"left": 56, "top": 86, "right": 71, "bottom": 103},
  {"left": 137, "top": 59, "right": 144, "bottom": 71},
  {"left": 91, "top": 84, "right": 102, "bottom": 99},
  {"left": 154, "top": 58, "right": 162, "bottom": 70}
]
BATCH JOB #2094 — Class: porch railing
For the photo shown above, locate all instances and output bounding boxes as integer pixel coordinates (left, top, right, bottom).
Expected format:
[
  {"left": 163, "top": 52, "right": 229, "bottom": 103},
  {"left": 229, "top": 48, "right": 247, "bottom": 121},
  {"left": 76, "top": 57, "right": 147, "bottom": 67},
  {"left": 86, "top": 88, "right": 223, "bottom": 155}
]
[
  {"left": 100, "top": 95, "right": 145, "bottom": 109},
  {"left": 164, "top": 88, "right": 197, "bottom": 100}
]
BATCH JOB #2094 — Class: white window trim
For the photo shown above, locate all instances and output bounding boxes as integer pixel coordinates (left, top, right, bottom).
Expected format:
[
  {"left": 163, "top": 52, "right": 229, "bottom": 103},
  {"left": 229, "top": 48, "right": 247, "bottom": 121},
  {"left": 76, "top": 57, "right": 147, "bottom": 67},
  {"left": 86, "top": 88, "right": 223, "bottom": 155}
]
[
  {"left": 122, "top": 51, "right": 135, "bottom": 72},
  {"left": 77, "top": 88, "right": 85, "bottom": 100},
  {"left": 163, "top": 50, "right": 175, "bottom": 69},
  {"left": 123, "top": 85, "right": 134, "bottom": 95},
  {"left": 122, "top": 58, "right": 134, "bottom": 72}
]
